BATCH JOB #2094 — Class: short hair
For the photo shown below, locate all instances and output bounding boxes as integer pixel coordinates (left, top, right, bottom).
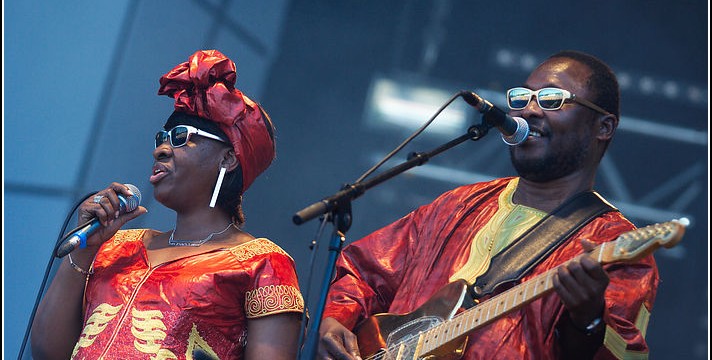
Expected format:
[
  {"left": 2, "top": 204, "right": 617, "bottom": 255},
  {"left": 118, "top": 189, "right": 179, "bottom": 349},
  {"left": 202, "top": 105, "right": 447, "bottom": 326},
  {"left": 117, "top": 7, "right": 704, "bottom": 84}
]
[{"left": 547, "top": 50, "right": 620, "bottom": 119}]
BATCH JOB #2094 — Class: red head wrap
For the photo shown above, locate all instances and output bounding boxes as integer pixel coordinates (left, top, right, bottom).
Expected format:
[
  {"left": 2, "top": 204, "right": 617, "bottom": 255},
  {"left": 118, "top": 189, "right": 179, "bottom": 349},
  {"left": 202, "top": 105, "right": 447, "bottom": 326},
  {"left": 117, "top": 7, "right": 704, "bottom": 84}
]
[{"left": 158, "top": 50, "right": 275, "bottom": 193}]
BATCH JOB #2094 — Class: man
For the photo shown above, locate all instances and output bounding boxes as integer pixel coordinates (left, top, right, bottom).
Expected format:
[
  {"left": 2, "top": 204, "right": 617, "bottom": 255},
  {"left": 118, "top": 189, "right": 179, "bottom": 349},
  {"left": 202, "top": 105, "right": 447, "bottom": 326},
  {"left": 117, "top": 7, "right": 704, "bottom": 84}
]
[{"left": 318, "top": 51, "right": 658, "bottom": 359}]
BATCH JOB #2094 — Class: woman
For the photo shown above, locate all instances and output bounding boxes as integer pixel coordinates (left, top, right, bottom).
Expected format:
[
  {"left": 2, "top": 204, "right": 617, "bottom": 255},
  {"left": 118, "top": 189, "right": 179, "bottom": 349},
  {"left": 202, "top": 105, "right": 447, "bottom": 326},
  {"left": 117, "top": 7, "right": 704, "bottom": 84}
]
[{"left": 31, "top": 50, "right": 304, "bottom": 360}]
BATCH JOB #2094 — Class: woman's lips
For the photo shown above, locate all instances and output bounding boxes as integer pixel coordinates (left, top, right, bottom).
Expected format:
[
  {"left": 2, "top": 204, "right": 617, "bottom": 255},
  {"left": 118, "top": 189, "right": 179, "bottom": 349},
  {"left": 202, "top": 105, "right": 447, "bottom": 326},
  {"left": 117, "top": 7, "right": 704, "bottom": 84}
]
[{"left": 150, "top": 165, "right": 169, "bottom": 184}]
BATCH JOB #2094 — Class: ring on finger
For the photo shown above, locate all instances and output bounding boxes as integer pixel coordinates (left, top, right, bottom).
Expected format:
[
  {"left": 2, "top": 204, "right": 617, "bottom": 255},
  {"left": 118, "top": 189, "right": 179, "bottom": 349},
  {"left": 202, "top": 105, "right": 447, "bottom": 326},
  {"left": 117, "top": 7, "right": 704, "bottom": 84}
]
[{"left": 93, "top": 195, "right": 105, "bottom": 203}]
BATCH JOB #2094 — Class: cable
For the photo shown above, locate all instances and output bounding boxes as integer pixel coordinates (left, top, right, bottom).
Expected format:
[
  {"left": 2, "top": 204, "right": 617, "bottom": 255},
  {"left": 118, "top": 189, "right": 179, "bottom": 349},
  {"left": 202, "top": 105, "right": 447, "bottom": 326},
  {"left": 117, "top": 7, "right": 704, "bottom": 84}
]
[
  {"left": 17, "top": 192, "right": 95, "bottom": 360},
  {"left": 353, "top": 91, "right": 463, "bottom": 184}
]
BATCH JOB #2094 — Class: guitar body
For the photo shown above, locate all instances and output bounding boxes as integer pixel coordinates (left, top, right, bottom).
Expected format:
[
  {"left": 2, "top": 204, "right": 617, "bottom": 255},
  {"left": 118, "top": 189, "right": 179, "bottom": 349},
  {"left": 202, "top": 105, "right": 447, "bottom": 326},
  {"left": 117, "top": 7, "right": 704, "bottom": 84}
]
[{"left": 354, "top": 279, "right": 470, "bottom": 360}]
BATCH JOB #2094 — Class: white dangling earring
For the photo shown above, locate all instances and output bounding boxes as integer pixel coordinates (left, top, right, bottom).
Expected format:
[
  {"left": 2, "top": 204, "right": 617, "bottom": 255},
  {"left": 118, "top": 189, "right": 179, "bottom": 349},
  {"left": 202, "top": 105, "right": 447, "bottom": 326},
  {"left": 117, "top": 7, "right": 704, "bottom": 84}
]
[{"left": 209, "top": 166, "right": 227, "bottom": 208}]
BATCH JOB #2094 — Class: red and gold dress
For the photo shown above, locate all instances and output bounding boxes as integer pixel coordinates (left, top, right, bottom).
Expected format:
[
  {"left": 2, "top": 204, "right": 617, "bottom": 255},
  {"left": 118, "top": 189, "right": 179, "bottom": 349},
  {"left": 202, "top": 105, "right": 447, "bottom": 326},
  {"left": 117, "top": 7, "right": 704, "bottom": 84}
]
[
  {"left": 71, "top": 229, "right": 304, "bottom": 360},
  {"left": 323, "top": 177, "right": 658, "bottom": 359}
]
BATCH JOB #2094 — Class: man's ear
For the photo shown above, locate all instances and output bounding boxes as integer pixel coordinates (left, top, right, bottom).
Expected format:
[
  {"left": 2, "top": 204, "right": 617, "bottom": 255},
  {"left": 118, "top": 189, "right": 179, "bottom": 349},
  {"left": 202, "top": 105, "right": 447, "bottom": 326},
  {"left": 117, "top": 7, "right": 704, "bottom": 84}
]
[
  {"left": 221, "top": 148, "right": 239, "bottom": 172},
  {"left": 597, "top": 113, "right": 618, "bottom": 141}
]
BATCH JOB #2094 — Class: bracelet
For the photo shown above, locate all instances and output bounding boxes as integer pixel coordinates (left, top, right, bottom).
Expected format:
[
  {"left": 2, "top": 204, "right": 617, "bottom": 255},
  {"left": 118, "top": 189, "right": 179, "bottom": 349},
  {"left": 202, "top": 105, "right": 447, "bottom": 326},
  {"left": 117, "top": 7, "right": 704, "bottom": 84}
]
[
  {"left": 67, "top": 253, "right": 94, "bottom": 276},
  {"left": 578, "top": 316, "right": 604, "bottom": 336}
]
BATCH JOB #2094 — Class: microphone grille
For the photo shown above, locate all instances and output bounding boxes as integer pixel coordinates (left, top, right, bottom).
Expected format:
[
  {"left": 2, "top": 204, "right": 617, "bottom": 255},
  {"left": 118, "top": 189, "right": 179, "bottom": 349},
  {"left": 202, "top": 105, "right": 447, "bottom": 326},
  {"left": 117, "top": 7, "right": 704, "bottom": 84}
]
[
  {"left": 123, "top": 183, "right": 142, "bottom": 211},
  {"left": 501, "top": 117, "right": 530, "bottom": 146}
]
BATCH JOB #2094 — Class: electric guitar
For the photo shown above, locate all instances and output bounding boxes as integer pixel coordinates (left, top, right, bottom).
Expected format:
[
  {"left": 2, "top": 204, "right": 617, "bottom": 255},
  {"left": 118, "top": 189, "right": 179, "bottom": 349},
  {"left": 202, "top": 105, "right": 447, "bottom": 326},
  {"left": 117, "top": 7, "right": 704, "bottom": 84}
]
[{"left": 354, "top": 219, "right": 688, "bottom": 360}]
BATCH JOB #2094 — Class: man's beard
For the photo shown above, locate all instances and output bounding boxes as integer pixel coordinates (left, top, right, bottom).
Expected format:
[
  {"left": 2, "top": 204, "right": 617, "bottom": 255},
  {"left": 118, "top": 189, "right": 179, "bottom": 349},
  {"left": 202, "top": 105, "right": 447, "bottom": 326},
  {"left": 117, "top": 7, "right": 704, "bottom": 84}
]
[{"left": 509, "top": 142, "right": 589, "bottom": 183}]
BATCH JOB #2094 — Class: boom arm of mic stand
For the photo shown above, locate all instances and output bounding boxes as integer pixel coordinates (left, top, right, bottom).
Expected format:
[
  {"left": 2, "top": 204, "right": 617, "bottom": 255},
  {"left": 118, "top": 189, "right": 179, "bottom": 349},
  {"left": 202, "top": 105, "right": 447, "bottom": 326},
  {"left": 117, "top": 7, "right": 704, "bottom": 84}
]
[
  {"left": 292, "top": 124, "right": 490, "bottom": 225},
  {"left": 295, "top": 124, "right": 491, "bottom": 360}
]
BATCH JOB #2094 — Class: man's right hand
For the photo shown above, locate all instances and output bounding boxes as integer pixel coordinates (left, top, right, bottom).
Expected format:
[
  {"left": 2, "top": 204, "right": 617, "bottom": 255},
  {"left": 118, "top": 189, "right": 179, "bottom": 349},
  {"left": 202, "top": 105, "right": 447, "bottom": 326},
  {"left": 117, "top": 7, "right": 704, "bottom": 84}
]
[{"left": 318, "top": 317, "right": 362, "bottom": 360}]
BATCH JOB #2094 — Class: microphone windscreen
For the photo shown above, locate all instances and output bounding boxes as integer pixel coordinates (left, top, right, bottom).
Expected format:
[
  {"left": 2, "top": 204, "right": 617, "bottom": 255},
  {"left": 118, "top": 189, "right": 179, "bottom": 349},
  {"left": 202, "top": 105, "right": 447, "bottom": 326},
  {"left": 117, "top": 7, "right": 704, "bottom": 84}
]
[
  {"left": 122, "top": 184, "right": 142, "bottom": 212},
  {"left": 501, "top": 116, "right": 530, "bottom": 146}
]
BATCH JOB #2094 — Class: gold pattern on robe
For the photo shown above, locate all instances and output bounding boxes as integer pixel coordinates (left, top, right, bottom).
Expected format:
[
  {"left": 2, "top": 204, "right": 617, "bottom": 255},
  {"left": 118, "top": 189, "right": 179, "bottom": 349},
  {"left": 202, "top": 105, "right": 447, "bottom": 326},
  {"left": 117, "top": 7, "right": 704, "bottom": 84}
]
[
  {"left": 603, "top": 324, "right": 650, "bottom": 360},
  {"left": 635, "top": 304, "right": 651, "bottom": 338},
  {"left": 245, "top": 284, "right": 305, "bottom": 318},
  {"left": 450, "top": 178, "right": 546, "bottom": 284},
  {"left": 229, "top": 238, "right": 292, "bottom": 262},
  {"left": 71, "top": 303, "right": 124, "bottom": 358},
  {"left": 598, "top": 304, "right": 652, "bottom": 360},
  {"left": 131, "top": 307, "right": 177, "bottom": 359},
  {"left": 186, "top": 324, "right": 219, "bottom": 360},
  {"left": 112, "top": 229, "right": 146, "bottom": 245}
]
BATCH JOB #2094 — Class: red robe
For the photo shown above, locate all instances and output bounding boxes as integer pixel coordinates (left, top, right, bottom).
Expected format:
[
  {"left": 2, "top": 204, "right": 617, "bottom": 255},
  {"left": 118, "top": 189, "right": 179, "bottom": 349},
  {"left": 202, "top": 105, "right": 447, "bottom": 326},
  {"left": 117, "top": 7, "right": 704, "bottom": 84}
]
[
  {"left": 72, "top": 229, "right": 304, "bottom": 360},
  {"left": 323, "top": 177, "right": 658, "bottom": 359}
]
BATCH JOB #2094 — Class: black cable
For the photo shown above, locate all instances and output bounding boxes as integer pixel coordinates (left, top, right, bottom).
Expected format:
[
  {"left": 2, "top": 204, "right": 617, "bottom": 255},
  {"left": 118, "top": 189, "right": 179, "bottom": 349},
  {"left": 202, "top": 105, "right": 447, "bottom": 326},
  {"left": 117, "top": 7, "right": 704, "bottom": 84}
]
[
  {"left": 296, "top": 214, "right": 331, "bottom": 358},
  {"left": 353, "top": 91, "right": 463, "bottom": 184},
  {"left": 296, "top": 91, "right": 472, "bottom": 356},
  {"left": 17, "top": 191, "right": 96, "bottom": 360}
]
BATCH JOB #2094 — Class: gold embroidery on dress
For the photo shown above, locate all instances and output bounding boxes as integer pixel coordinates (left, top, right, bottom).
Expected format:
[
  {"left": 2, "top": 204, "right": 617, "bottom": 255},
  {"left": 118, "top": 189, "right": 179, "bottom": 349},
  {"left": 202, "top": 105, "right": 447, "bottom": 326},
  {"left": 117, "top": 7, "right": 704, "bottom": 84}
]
[
  {"left": 71, "top": 303, "right": 123, "bottom": 359},
  {"left": 112, "top": 229, "right": 146, "bottom": 245},
  {"left": 634, "top": 304, "right": 651, "bottom": 338},
  {"left": 185, "top": 324, "right": 219, "bottom": 360},
  {"left": 245, "top": 284, "right": 305, "bottom": 318},
  {"left": 229, "top": 238, "right": 291, "bottom": 262},
  {"left": 603, "top": 325, "right": 650, "bottom": 360},
  {"left": 130, "top": 307, "right": 177, "bottom": 359},
  {"left": 449, "top": 178, "right": 546, "bottom": 284}
]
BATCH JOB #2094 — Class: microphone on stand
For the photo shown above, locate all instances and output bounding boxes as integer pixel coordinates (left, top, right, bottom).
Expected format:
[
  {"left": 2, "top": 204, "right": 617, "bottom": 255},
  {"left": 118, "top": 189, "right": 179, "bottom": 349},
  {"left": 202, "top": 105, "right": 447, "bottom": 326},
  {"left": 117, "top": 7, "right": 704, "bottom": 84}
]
[
  {"left": 460, "top": 91, "right": 529, "bottom": 145},
  {"left": 55, "top": 184, "right": 142, "bottom": 258}
]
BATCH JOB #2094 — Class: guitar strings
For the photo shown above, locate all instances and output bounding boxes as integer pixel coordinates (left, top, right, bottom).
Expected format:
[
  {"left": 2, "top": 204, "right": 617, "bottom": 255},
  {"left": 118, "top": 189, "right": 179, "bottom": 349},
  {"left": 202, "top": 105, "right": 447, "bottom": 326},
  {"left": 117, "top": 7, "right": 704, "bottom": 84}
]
[
  {"left": 364, "top": 271, "right": 556, "bottom": 360},
  {"left": 364, "top": 267, "right": 558, "bottom": 359},
  {"left": 363, "top": 223, "right": 675, "bottom": 359},
  {"left": 364, "top": 317, "right": 459, "bottom": 360},
  {"left": 364, "top": 334, "right": 420, "bottom": 360}
]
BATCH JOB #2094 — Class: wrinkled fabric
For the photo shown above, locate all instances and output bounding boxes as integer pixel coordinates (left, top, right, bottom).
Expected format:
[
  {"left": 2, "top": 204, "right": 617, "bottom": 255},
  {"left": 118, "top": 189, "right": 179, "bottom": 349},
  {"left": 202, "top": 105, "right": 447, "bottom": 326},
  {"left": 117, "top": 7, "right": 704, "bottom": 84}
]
[
  {"left": 324, "top": 177, "right": 658, "bottom": 359},
  {"left": 72, "top": 230, "right": 303, "bottom": 360},
  {"left": 158, "top": 50, "right": 275, "bottom": 192}
]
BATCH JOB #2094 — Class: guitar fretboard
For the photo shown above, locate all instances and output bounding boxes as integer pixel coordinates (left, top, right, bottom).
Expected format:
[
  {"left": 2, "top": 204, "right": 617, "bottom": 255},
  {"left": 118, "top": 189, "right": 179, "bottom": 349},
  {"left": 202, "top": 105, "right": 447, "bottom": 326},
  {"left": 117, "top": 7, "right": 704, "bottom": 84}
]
[
  {"left": 362, "top": 219, "right": 683, "bottom": 359},
  {"left": 417, "top": 245, "right": 604, "bottom": 357}
]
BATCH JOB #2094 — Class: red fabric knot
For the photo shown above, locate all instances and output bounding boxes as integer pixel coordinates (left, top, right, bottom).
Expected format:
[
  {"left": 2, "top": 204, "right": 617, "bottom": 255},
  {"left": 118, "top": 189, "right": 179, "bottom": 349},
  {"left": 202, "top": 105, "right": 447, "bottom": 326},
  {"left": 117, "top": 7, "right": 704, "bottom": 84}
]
[{"left": 158, "top": 50, "right": 275, "bottom": 192}]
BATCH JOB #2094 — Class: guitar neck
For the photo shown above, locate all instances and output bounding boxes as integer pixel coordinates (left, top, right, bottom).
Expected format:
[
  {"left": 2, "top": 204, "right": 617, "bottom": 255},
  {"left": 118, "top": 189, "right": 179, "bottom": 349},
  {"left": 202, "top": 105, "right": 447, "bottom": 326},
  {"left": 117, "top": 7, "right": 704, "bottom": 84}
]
[
  {"left": 414, "top": 219, "right": 685, "bottom": 358},
  {"left": 417, "top": 246, "right": 605, "bottom": 357}
]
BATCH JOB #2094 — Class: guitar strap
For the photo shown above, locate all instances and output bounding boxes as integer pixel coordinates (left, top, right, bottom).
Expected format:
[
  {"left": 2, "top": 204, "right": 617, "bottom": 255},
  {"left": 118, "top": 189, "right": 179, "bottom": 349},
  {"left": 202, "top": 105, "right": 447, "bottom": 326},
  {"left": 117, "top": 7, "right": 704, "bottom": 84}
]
[{"left": 469, "top": 190, "right": 617, "bottom": 300}]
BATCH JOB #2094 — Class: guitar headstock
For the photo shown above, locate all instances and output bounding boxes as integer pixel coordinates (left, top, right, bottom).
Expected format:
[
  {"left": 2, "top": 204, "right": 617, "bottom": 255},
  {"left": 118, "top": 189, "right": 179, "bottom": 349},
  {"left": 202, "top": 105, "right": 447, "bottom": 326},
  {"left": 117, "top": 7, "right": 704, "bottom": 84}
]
[{"left": 597, "top": 218, "right": 688, "bottom": 264}]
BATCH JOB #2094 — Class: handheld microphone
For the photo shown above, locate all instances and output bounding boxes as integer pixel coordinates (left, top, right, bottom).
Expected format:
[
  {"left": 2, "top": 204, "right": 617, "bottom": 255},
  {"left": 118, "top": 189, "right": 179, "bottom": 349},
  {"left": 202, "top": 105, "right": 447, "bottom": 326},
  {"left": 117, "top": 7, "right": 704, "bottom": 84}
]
[
  {"left": 56, "top": 184, "right": 142, "bottom": 258},
  {"left": 460, "top": 91, "right": 529, "bottom": 145}
]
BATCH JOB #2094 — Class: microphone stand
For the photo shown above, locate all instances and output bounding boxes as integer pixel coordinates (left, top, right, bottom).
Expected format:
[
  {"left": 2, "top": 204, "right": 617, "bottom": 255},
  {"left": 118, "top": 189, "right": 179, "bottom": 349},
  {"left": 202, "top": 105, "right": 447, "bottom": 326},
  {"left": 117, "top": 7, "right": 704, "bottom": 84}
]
[
  {"left": 299, "top": 198, "right": 352, "bottom": 360},
  {"left": 295, "top": 121, "right": 493, "bottom": 360}
]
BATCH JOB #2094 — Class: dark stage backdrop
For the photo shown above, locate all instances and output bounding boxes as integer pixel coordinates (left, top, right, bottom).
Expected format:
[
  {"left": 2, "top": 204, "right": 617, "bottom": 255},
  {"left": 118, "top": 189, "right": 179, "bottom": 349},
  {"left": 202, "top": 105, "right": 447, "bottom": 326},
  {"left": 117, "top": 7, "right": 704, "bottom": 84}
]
[
  {"left": 259, "top": 2, "right": 708, "bottom": 358},
  {"left": 4, "top": 1, "right": 708, "bottom": 358}
]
